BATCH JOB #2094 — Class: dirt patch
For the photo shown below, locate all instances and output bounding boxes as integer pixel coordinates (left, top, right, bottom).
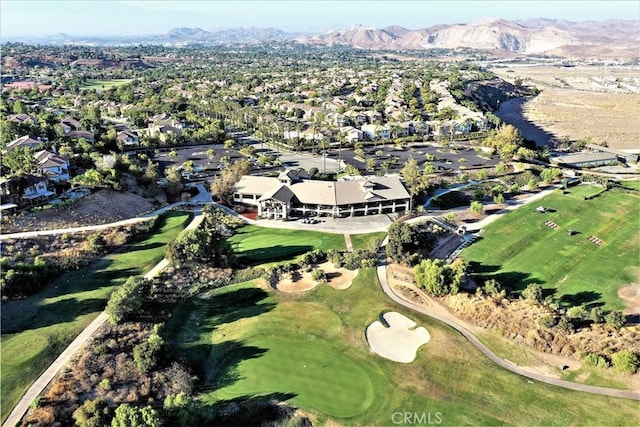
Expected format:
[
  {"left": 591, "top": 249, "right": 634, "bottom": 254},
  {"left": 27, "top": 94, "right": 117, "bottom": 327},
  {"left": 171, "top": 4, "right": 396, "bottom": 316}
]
[
  {"left": 276, "top": 262, "right": 357, "bottom": 293},
  {"left": 618, "top": 284, "right": 640, "bottom": 315},
  {"left": 491, "top": 65, "right": 640, "bottom": 149},
  {"left": 2, "top": 189, "right": 159, "bottom": 233}
]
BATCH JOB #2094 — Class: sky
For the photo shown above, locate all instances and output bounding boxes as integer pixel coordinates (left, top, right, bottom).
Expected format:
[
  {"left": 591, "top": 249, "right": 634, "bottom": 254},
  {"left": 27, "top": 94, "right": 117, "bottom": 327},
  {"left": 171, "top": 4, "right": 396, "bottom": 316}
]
[{"left": 1, "top": 0, "right": 638, "bottom": 37}]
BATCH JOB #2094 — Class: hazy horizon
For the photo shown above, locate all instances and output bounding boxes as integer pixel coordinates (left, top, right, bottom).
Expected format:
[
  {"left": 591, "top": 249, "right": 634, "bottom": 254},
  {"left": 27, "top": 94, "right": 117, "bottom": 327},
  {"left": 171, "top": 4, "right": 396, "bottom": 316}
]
[{"left": 1, "top": 0, "right": 638, "bottom": 38}]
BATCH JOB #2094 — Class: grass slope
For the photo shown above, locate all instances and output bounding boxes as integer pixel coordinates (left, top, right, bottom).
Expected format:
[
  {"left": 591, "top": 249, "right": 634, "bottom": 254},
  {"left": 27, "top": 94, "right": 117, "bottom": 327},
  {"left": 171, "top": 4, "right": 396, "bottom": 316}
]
[
  {"left": 463, "top": 186, "right": 639, "bottom": 311},
  {"left": 0, "top": 212, "right": 190, "bottom": 422},
  {"left": 164, "top": 269, "right": 639, "bottom": 425},
  {"left": 80, "top": 79, "right": 132, "bottom": 91},
  {"left": 226, "top": 225, "right": 346, "bottom": 265}
]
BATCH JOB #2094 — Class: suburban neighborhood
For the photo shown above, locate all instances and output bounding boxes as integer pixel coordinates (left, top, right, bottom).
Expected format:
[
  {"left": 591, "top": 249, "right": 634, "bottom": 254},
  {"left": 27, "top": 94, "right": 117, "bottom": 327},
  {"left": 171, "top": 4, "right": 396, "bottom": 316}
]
[{"left": 1, "top": 2, "right": 639, "bottom": 426}]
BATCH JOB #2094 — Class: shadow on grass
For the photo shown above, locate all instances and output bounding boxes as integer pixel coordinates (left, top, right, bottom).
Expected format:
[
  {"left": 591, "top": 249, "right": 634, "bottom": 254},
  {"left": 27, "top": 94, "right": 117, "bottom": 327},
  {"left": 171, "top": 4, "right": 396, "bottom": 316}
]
[
  {"left": 238, "top": 245, "right": 313, "bottom": 266},
  {"left": 559, "top": 291, "right": 602, "bottom": 306},
  {"left": 164, "top": 287, "right": 276, "bottom": 391},
  {"left": 192, "top": 392, "right": 299, "bottom": 427},
  {"left": 468, "top": 261, "right": 544, "bottom": 294}
]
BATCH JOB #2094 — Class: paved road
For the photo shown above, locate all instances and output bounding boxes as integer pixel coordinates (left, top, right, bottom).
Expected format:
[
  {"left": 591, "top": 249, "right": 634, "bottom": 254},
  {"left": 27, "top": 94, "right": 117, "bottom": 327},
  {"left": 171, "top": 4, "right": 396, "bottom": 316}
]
[
  {"left": 375, "top": 257, "right": 640, "bottom": 400},
  {"left": 2, "top": 210, "right": 204, "bottom": 427}
]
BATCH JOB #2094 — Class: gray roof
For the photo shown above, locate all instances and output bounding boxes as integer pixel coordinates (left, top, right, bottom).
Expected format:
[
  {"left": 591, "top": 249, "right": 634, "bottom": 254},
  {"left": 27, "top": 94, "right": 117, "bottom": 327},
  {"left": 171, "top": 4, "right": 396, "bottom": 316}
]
[
  {"left": 551, "top": 152, "right": 617, "bottom": 165},
  {"left": 259, "top": 184, "right": 296, "bottom": 203},
  {"left": 236, "top": 175, "right": 410, "bottom": 206},
  {"left": 235, "top": 176, "right": 281, "bottom": 195}
]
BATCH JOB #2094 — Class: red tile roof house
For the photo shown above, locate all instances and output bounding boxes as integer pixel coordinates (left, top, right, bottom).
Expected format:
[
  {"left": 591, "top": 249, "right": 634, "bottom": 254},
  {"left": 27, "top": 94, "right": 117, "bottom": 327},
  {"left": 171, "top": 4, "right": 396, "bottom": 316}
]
[{"left": 233, "top": 173, "right": 411, "bottom": 220}]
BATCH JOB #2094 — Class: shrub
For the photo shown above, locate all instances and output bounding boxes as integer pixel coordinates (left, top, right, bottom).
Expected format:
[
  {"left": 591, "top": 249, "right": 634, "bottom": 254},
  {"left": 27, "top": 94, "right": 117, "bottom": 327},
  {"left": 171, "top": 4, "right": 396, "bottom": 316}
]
[
  {"left": 99, "top": 378, "right": 112, "bottom": 391},
  {"left": 133, "top": 334, "right": 164, "bottom": 373},
  {"left": 556, "top": 316, "right": 575, "bottom": 334},
  {"left": 567, "top": 305, "right": 588, "bottom": 320},
  {"left": 605, "top": 310, "right": 626, "bottom": 330},
  {"left": 111, "top": 403, "right": 162, "bottom": 427},
  {"left": 583, "top": 353, "right": 610, "bottom": 369},
  {"left": 105, "top": 276, "right": 148, "bottom": 324},
  {"left": 522, "top": 284, "right": 543, "bottom": 303},
  {"left": 311, "top": 269, "right": 326, "bottom": 282},
  {"left": 538, "top": 315, "right": 557, "bottom": 329},
  {"left": 611, "top": 350, "right": 639, "bottom": 374},
  {"left": 73, "top": 398, "right": 112, "bottom": 427}
]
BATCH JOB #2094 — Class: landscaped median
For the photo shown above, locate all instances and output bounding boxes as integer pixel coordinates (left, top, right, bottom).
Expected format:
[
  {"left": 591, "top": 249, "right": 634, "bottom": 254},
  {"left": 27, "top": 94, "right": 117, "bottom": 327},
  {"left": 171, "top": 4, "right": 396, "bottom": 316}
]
[{"left": 0, "top": 211, "right": 191, "bottom": 424}]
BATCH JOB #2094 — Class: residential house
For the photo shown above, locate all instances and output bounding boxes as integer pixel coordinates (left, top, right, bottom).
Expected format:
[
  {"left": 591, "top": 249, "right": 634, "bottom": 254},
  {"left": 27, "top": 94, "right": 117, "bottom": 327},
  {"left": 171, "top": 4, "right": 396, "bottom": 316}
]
[
  {"left": 5, "top": 135, "right": 45, "bottom": 151},
  {"left": 7, "top": 114, "right": 37, "bottom": 125},
  {"left": 67, "top": 130, "right": 95, "bottom": 143},
  {"left": 361, "top": 124, "right": 391, "bottom": 140},
  {"left": 117, "top": 130, "right": 140, "bottom": 146},
  {"left": 59, "top": 117, "right": 82, "bottom": 133},
  {"left": 0, "top": 174, "right": 57, "bottom": 206},
  {"left": 340, "top": 126, "right": 363, "bottom": 143},
  {"left": 234, "top": 174, "right": 411, "bottom": 220},
  {"left": 34, "top": 150, "right": 70, "bottom": 182}
]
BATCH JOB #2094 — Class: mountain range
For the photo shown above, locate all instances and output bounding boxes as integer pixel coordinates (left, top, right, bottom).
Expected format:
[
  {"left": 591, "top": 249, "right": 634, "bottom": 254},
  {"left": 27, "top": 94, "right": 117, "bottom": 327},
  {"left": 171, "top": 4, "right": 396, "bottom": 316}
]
[
  {"left": 4, "top": 18, "right": 639, "bottom": 59},
  {"left": 297, "top": 18, "right": 640, "bottom": 59}
]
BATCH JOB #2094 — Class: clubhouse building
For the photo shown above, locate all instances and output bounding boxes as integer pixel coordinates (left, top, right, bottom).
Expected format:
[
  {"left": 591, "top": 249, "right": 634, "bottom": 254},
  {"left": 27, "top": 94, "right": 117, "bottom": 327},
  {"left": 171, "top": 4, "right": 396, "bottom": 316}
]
[{"left": 233, "top": 171, "right": 411, "bottom": 220}]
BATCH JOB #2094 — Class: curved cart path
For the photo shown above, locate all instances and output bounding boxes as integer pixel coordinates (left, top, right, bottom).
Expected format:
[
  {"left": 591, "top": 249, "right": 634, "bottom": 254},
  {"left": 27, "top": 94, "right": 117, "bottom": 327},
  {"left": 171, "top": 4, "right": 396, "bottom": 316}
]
[{"left": 375, "top": 257, "right": 640, "bottom": 400}]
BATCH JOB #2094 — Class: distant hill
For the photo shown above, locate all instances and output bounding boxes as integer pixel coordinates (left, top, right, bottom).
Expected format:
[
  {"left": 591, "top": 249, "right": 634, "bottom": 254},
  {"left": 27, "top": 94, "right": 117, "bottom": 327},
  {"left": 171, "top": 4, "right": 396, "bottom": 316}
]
[
  {"left": 296, "top": 18, "right": 640, "bottom": 59},
  {"left": 3, "top": 19, "right": 638, "bottom": 59},
  {"left": 2, "top": 27, "right": 300, "bottom": 46}
]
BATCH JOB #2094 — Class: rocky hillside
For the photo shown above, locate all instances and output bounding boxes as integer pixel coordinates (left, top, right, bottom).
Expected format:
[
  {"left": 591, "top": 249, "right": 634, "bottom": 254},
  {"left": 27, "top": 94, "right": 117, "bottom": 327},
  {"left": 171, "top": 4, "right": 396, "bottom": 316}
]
[{"left": 297, "top": 18, "right": 640, "bottom": 59}]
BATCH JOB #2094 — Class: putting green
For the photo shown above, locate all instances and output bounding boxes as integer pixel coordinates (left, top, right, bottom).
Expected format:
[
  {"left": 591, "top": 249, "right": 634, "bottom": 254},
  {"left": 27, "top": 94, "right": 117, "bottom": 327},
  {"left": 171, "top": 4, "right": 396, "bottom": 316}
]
[{"left": 212, "top": 337, "right": 375, "bottom": 418}]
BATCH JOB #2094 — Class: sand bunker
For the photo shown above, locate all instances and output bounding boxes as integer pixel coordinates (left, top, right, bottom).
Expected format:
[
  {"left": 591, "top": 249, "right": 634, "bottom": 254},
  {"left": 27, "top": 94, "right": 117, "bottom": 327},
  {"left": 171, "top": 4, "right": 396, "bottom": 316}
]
[
  {"left": 366, "top": 312, "right": 430, "bottom": 363},
  {"left": 276, "top": 262, "right": 356, "bottom": 293}
]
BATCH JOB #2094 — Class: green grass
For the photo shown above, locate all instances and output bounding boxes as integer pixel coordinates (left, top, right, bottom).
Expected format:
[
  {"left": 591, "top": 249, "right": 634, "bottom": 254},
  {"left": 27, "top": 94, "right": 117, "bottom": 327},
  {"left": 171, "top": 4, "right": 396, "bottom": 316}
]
[
  {"left": 349, "top": 232, "right": 387, "bottom": 250},
  {"left": 462, "top": 186, "right": 639, "bottom": 311},
  {"left": 0, "top": 212, "right": 190, "bottom": 422},
  {"left": 619, "top": 179, "right": 640, "bottom": 190},
  {"left": 80, "top": 79, "right": 132, "bottom": 91},
  {"left": 226, "top": 225, "right": 346, "bottom": 265},
  {"left": 164, "top": 269, "right": 639, "bottom": 425}
]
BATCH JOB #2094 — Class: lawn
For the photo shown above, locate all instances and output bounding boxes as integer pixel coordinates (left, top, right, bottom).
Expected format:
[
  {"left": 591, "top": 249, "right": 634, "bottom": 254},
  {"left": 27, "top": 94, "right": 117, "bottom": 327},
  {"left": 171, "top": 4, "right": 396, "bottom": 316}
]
[
  {"left": 80, "top": 79, "right": 132, "bottom": 91},
  {"left": 164, "top": 269, "right": 639, "bottom": 425},
  {"left": 462, "top": 186, "right": 639, "bottom": 311},
  {"left": 0, "top": 211, "right": 190, "bottom": 423},
  {"left": 226, "top": 225, "right": 346, "bottom": 265},
  {"left": 350, "top": 231, "right": 387, "bottom": 250}
]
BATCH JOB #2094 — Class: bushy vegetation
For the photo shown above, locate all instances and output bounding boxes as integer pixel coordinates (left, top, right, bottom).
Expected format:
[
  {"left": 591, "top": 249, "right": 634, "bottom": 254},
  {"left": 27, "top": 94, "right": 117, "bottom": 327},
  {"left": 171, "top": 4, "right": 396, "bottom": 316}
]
[
  {"left": 105, "top": 276, "right": 148, "bottom": 324},
  {"left": 413, "top": 258, "right": 465, "bottom": 296},
  {"left": 166, "top": 206, "right": 242, "bottom": 268},
  {"left": 385, "top": 221, "right": 440, "bottom": 265}
]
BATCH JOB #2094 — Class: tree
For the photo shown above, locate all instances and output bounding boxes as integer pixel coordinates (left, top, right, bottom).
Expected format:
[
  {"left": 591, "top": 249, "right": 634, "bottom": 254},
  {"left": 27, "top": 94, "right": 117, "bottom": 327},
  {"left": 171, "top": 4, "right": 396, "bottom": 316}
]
[
  {"left": 111, "top": 404, "right": 162, "bottom": 427},
  {"left": 605, "top": 310, "right": 626, "bottom": 330},
  {"left": 611, "top": 350, "right": 639, "bottom": 374},
  {"left": 413, "top": 258, "right": 463, "bottom": 296},
  {"left": 164, "top": 166, "right": 183, "bottom": 197},
  {"left": 400, "top": 157, "right": 421, "bottom": 195},
  {"left": 365, "top": 157, "right": 376, "bottom": 172},
  {"left": 105, "top": 276, "right": 147, "bottom": 324},
  {"left": 72, "top": 398, "right": 112, "bottom": 427},
  {"left": 210, "top": 159, "right": 250, "bottom": 203},
  {"left": 133, "top": 334, "right": 164, "bottom": 373},
  {"left": 1, "top": 147, "right": 38, "bottom": 174},
  {"left": 522, "top": 283, "right": 543, "bottom": 303}
]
